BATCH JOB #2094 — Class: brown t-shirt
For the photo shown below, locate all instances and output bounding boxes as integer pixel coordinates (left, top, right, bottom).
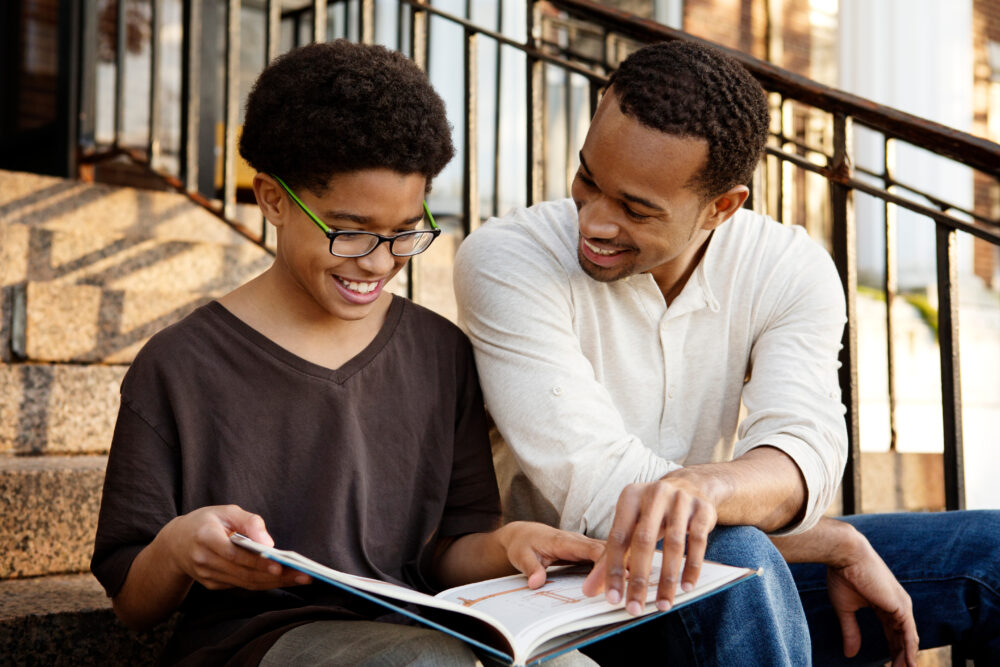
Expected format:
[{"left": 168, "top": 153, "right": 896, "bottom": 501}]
[{"left": 91, "top": 297, "right": 501, "bottom": 665}]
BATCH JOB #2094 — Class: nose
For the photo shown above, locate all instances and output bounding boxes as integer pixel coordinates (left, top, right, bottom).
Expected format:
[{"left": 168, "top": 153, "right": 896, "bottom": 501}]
[
  {"left": 577, "top": 195, "right": 621, "bottom": 241},
  {"left": 356, "top": 241, "right": 397, "bottom": 275}
]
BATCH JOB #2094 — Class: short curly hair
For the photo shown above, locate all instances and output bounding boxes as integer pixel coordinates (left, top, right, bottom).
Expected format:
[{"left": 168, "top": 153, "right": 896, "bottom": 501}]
[
  {"left": 607, "top": 41, "right": 769, "bottom": 200},
  {"left": 239, "top": 40, "right": 454, "bottom": 194}
]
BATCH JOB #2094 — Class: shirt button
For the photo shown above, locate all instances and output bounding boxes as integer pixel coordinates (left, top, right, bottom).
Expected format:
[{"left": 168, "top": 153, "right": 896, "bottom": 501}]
[{"left": 552, "top": 386, "right": 563, "bottom": 396}]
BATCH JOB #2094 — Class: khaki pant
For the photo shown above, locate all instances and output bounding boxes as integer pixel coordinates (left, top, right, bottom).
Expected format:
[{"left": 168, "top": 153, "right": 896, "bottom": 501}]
[{"left": 260, "top": 619, "right": 598, "bottom": 666}]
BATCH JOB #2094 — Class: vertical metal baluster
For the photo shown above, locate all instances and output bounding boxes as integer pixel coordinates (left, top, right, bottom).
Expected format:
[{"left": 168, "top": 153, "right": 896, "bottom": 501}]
[
  {"left": 78, "top": 0, "right": 98, "bottom": 155},
  {"left": 936, "top": 221, "right": 965, "bottom": 512},
  {"left": 313, "top": 0, "right": 327, "bottom": 42},
  {"left": 406, "top": 3, "right": 428, "bottom": 301},
  {"left": 359, "top": 0, "right": 373, "bottom": 44},
  {"left": 114, "top": 0, "right": 126, "bottom": 146},
  {"left": 883, "top": 138, "right": 899, "bottom": 452},
  {"left": 266, "top": 0, "right": 281, "bottom": 63},
  {"left": 491, "top": 0, "right": 503, "bottom": 218},
  {"left": 830, "top": 113, "right": 860, "bottom": 515},
  {"left": 147, "top": 0, "right": 160, "bottom": 166},
  {"left": 464, "top": 28, "right": 479, "bottom": 236},
  {"left": 526, "top": 1, "right": 543, "bottom": 206},
  {"left": 180, "top": 0, "right": 201, "bottom": 192},
  {"left": 222, "top": 0, "right": 240, "bottom": 220}
]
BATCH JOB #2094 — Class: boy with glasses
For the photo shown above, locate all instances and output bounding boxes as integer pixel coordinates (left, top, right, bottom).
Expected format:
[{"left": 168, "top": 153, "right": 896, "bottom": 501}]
[{"left": 91, "top": 41, "right": 601, "bottom": 666}]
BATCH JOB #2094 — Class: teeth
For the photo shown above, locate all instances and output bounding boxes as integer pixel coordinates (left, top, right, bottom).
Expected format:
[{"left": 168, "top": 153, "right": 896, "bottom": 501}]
[
  {"left": 584, "top": 239, "right": 620, "bottom": 256},
  {"left": 337, "top": 277, "right": 379, "bottom": 294}
]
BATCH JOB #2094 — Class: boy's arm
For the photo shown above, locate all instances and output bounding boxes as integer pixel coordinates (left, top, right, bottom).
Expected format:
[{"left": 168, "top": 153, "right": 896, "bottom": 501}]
[
  {"left": 430, "top": 522, "right": 604, "bottom": 590},
  {"left": 111, "top": 505, "right": 308, "bottom": 631},
  {"left": 771, "top": 517, "right": 918, "bottom": 667}
]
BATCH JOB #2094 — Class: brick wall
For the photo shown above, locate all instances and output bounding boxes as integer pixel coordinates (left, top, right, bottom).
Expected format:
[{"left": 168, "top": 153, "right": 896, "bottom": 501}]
[{"left": 973, "top": 0, "right": 1000, "bottom": 287}]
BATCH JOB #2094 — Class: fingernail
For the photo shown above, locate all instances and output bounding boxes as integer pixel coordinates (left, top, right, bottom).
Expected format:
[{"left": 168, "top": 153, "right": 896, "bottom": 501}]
[
  {"left": 682, "top": 582, "right": 694, "bottom": 592},
  {"left": 606, "top": 588, "right": 621, "bottom": 605},
  {"left": 656, "top": 599, "right": 672, "bottom": 611},
  {"left": 626, "top": 600, "right": 642, "bottom": 616}
]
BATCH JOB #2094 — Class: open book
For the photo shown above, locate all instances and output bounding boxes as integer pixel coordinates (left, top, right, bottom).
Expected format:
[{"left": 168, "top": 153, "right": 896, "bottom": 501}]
[{"left": 231, "top": 533, "right": 758, "bottom": 666}]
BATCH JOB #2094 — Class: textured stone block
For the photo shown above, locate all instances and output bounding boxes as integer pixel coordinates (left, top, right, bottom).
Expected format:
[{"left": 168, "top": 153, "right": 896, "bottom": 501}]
[
  {"left": 24, "top": 283, "right": 218, "bottom": 363},
  {"left": 0, "top": 574, "right": 173, "bottom": 666},
  {"left": 1, "top": 223, "right": 271, "bottom": 291},
  {"left": 0, "top": 364, "right": 125, "bottom": 455},
  {"left": 0, "top": 455, "right": 106, "bottom": 578},
  {"left": 0, "top": 168, "right": 252, "bottom": 244}
]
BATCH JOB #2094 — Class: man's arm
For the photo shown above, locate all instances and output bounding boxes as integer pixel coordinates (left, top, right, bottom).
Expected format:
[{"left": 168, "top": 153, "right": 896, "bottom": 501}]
[
  {"left": 581, "top": 446, "right": 806, "bottom": 613},
  {"left": 111, "top": 505, "right": 307, "bottom": 631},
  {"left": 771, "top": 517, "right": 919, "bottom": 667}
]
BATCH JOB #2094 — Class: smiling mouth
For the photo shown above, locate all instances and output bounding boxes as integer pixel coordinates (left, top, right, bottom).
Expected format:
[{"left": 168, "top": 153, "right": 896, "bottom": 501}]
[
  {"left": 335, "top": 276, "right": 381, "bottom": 294},
  {"left": 582, "top": 238, "right": 626, "bottom": 256}
]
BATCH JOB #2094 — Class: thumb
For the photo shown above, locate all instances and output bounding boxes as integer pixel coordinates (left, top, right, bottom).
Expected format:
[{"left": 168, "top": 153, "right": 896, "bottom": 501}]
[
  {"left": 836, "top": 608, "right": 862, "bottom": 658},
  {"left": 507, "top": 544, "right": 549, "bottom": 589},
  {"left": 581, "top": 554, "right": 607, "bottom": 597},
  {"left": 222, "top": 505, "right": 274, "bottom": 548}
]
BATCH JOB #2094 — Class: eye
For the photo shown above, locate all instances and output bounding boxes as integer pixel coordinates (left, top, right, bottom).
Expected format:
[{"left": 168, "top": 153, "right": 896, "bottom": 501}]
[
  {"left": 623, "top": 205, "right": 651, "bottom": 221},
  {"left": 575, "top": 172, "right": 596, "bottom": 189}
]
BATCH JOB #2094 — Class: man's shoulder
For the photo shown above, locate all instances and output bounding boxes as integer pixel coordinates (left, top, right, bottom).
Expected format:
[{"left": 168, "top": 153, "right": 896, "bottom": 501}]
[
  {"left": 456, "top": 199, "right": 578, "bottom": 277},
  {"left": 715, "top": 209, "right": 833, "bottom": 267}
]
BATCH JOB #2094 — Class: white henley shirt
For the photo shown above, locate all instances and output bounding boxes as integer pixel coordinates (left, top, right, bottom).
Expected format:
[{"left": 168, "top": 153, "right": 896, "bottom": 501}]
[{"left": 454, "top": 198, "right": 847, "bottom": 539}]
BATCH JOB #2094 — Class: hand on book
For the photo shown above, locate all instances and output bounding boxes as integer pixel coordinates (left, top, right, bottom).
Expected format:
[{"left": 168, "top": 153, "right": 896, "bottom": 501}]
[
  {"left": 495, "top": 521, "right": 606, "bottom": 589},
  {"left": 581, "top": 478, "right": 717, "bottom": 616},
  {"left": 161, "top": 505, "right": 311, "bottom": 591}
]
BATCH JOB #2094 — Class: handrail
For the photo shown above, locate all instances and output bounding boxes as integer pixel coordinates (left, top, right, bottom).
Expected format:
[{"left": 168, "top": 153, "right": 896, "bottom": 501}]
[{"left": 546, "top": 0, "right": 1000, "bottom": 181}]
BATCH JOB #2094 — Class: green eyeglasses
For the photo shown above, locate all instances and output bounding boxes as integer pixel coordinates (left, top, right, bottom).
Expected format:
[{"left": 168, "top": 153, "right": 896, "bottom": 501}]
[{"left": 271, "top": 173, "right": 441, "bottom": 258}]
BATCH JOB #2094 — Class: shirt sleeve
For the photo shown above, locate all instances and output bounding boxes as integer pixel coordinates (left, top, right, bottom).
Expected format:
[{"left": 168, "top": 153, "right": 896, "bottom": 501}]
[
  {"left": 454, "top": 215, "right": 679, "bottom": 539},
  {"left": 735, "top": 233, "right": 848, "bottom": 535},
  {"left": 90, "top": 386, "right": 181, "bottom": 598},
  {"left": 436, "top": 335, "right": 503, "bottom": 539}
]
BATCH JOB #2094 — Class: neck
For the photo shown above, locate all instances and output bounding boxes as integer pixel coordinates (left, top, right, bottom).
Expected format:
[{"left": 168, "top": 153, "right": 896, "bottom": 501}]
[{"left": 652, "top": 230, "right": 713, "bottom": 306}]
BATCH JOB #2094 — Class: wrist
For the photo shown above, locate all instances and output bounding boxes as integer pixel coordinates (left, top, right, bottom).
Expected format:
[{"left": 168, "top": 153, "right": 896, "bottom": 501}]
[{"left": 823, "top": 520, "right": 868, "bottom": 569}]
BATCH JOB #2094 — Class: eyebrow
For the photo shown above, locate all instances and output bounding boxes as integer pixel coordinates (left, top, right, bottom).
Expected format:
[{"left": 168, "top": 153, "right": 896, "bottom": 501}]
[
  {"left": 578, "top": 151, "right": 665, "bottom": 213},
  {"left": 320, "top": 210, "right": 425, "bottom": 227}
]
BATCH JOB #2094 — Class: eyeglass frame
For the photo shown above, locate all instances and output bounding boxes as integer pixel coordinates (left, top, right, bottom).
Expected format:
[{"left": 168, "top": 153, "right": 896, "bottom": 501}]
[{"left": 270, "top": 173, "right": 441, "bottom": 258}]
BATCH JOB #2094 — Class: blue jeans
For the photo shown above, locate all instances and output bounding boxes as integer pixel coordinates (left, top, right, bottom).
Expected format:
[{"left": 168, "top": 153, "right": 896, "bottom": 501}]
[
  {"left": 582, "top": 511, "right": 1000, "bottom": 666},
  {"left": 582, "top": 525, "right": 811, "bottom": 666},
  {"left": 792, "top": 510, "right": 1000, "bottom": 666}
]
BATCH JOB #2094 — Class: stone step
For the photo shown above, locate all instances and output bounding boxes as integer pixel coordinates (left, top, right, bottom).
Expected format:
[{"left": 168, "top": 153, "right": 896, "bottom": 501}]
[
  {"left": 0, "top": 574, "right": 172, "bottom": 665},
  {"left": 1, "top": 222, "right": 272, "bottom": 292},
  {"left": 0, "top": 168, "right": 257, "bottom": 245},
  {"left": 19, "top": 282, "right": 221, "bottom": 363},
  {"left": 0, "top": 455, "right": 106, "bottom": 579},
  {"left": 0, "top": 364, "right": 125, "bottom": 455}
]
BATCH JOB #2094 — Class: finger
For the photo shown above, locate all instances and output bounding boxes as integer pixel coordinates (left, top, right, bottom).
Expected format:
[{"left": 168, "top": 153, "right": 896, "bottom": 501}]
[
  {"left": 626, "top": 485, "right": 671, "bottom": 616},
  {"left": 507, "top": 542, "right": 549, "bottom": 589},
  {"left": 835, "top": 608, "right": 862, "bottom": 658},
  {"left": 604, "top": 487, "right": 643, "bottom": 605},
  {"left": 655, "top": 491, "right": 692, "bottom": 610},
  {"left": 679, "top": 500, "right": 715, "bottom": 593},
  {"left": 582, "top": 552, "right": 607, "bottom": 597}
]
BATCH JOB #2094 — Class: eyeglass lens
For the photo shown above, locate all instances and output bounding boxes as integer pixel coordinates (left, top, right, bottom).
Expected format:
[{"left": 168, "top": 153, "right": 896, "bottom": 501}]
[{"left": 329, "top": 230, "right": 437, "bottom": 257}]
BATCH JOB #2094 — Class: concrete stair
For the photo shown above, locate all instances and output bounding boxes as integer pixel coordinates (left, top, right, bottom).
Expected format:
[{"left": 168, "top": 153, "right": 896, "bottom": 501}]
[{"left": 0, "top": 168, "right": 273, "bottom": 663}]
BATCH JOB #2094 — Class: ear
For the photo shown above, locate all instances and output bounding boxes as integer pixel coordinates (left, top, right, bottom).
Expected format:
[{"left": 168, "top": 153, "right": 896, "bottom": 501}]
[
  {"left": 253, "top": 173, "right": 287, "bottom": 228},
  {"left": 701, "top": 185, "right": 749, "bottom": 231}
]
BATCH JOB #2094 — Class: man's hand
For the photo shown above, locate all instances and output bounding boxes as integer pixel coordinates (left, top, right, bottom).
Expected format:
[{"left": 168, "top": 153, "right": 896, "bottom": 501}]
[
  {"left": 771, "top": 517, "right": 919, "bottom": 667},
  {"left": 158, "top": 505, "right": 310, "bottom": 591},
  {"left": 826, "top": 534, "right": 918, "bottom": 667},
  {"left": 581, "top": 478, "right": 717, "bottom": 615}
]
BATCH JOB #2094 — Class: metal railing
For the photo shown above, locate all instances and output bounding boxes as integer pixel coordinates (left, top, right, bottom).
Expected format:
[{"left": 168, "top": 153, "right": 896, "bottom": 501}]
[{"left": 75, "top": 0, "right": 1000, "bottom": 519}]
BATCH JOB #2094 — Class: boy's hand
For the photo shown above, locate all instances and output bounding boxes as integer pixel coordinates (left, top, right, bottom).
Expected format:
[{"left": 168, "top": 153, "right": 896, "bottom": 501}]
[
  {"left": 495, "top": 522, "right": 605, "bottom": 589},
  {"left": 159, "top": 505, "right": 310, "bottom": 591}
]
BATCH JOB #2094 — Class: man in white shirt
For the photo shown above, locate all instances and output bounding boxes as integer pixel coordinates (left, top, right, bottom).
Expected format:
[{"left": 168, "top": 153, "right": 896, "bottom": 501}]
[{"left": 456, "top": 40, "right": 1000, "bottom": 665}]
